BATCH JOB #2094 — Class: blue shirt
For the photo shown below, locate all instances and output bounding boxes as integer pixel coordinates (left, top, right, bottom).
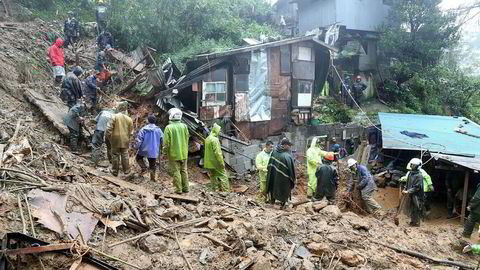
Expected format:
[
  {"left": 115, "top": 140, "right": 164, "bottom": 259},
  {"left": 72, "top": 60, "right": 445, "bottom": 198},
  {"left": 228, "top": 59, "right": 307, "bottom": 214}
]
[{"left": 135, "top": 124, "right": 164, "bottom": 158}]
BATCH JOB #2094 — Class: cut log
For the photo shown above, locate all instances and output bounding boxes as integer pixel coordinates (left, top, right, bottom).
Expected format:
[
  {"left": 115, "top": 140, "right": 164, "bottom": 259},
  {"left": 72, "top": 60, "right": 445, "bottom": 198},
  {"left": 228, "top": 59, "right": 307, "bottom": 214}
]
[{"left": 200, "top": 234, "right": 232, "bottom": 250}]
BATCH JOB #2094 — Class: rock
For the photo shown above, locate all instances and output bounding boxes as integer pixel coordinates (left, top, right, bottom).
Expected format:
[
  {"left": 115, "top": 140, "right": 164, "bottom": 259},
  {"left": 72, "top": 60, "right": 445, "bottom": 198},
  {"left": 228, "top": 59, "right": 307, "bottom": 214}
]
[
  {"left": 244, "top": 240, "right": 254, "bottom": 248},
  {"left": 344, "top": 212, "right": 370, "bottom": 231},
  {"left": 252, "top": 256, "right": 272, "bottom": 270},
  {"left": 308, "top": 233, "right": 322, "bottom": 243},
  {"left": 196, "top": 202, "right": 205, "bottom": 216},
  {"left": 161, "top": 207, "right": 180, "bottom": 218},
  {"left": 307, "top": 242, "right": 331, "bottom": 255},
  {"left": 294, "top": 245, "right": 311, "bottom": 259},
  {"left": 217, "top": 220, "right": 229, "bottom": 229},
  {"left": 283, "top": 257, "right": 302, "bottom": 269},
  {"left": 159, "top": 198, "right": 175, "bottom": 208},
  {"left": 243, "top": 222, "right": 255, "bottom": 233},
  {"left": 247, "top": 246, "right": 257, "bottom": 254},
  {"left": 302, "top": 258, "right": 315, "bottom": 270},
  {"left": 305, "top": 203, "right": 315, "bottom": 215},
  {"left": 207, "top": 219, "right": 218, "bottom": 230},
  {"left": 340, "top": 250, "right": 365, "bottom": 267},
  {"left": 313, "top": 200, "right": 328, "bottom": 212},
  {"left": 320, "top": 205, "right": 342, "bottom": 219},
  {"left": 199, "top": 248, "right": 212, "bottom": 265},
  {"left": 249, "top": 209, "right": 258, "bottom": 217},
  {"left": 183, "top": 202, "right": 196, "bottom": 212},
  {"left": 142, "top": 195, "right": 158, "bottom": 208},
  {"left": 139, "top": 235, "right": 168, "bottom": 254}
]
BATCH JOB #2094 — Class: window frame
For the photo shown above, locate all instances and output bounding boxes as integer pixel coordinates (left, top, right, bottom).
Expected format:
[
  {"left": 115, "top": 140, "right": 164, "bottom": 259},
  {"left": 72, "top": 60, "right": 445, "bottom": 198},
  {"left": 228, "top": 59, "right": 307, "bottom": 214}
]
[{"left": 202, "top": 81, "right": 227, "bottom": 106}]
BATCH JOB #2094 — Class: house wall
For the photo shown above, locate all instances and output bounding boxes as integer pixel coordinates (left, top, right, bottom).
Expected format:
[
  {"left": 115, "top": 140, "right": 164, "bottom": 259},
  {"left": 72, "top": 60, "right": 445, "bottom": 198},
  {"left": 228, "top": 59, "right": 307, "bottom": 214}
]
[{"left": 297, "top": 0, "right": 389, "bottom": 33}]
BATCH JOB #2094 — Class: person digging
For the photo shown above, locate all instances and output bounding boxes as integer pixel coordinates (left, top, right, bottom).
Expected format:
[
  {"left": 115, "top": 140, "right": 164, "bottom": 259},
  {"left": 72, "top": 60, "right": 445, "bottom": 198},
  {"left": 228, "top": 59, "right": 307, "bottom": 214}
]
[
  {"left": 402, "top": 158, "right": 425, "bottom": 227},
  {"left": 347, "top": 158, "right": 381, "bottom": 214}
]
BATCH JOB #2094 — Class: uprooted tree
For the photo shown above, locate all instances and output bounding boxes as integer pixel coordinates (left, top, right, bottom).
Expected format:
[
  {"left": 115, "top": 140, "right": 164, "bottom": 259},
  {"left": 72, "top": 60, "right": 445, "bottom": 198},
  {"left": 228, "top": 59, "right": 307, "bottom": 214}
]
[{"left": 377, "top": 0, "right": 480, "bottom": 119}]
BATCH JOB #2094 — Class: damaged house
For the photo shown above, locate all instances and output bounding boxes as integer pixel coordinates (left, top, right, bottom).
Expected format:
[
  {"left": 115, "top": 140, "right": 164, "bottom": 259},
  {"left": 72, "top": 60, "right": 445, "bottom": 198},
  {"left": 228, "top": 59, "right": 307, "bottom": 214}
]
[
  {"left": 162, "top": 35, "right": 336, "bottom": 139},
  {"left": 275, "top": 0, "right": 390, "bottom": 100}
]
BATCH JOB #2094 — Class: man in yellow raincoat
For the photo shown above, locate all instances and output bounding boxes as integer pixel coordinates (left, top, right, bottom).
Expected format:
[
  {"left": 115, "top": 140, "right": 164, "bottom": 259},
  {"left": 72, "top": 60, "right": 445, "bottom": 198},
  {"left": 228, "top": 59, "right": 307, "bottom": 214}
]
[
  {"left": 256, "top": 141, "right": 273, "bottom": 200},
  {"left": 204, "top": 123, "right": 230, "bottom": 192},
  {"left": 306, "top": 137, "right": 335, "bottom": 198}
]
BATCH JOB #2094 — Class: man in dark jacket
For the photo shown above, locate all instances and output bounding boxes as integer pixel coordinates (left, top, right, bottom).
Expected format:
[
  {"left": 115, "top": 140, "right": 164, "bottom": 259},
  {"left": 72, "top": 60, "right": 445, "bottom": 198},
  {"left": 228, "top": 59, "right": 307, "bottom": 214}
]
[
  {"left": 403, "top": 158, "right": 424, "bottom": 227},
  {"left": 61, "top": 66, "right": 84, "bottom": 108},
  {"left": 64, "top": 100, "right": 87, "bottom": 153},
  {"left": 97, "top": 31, "right": 113, "bottom": 51},
  {"left": 351, "top": 76, "right": 366, "bottom": 106},
  {"left": 267, "top": 138, "right": 296, "bottom": 209},
  {"left": 64, "top": 11, "right": 80, "bottom": 47},
  {"left": 314, "top": 159, "right": 338, "bottom": 204},
  {"left": 347, "top": 158, "right": 381, "bottom": 214},
  {"left": 463, "top": 182, "right": 480, "bottom": 238}
]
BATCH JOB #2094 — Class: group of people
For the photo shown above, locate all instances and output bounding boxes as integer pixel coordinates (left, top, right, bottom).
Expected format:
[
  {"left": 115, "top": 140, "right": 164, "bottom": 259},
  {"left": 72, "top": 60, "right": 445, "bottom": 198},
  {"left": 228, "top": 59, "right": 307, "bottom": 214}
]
[{"left": 254, "top": 136, "right": 382, "bottom": 212}]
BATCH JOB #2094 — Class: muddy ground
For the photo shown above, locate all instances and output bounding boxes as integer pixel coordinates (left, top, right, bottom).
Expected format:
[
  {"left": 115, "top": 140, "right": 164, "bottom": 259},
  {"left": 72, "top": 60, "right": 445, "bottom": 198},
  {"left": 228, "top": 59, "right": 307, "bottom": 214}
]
[{"left": 0, "top": 18, "right": 478, "bottom": 270}]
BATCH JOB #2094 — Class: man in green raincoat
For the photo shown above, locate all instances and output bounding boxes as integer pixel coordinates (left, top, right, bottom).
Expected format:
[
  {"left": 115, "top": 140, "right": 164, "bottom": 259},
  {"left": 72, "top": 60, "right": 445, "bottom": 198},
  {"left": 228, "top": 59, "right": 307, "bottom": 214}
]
[
  {"left": 163, "top": 108, "right": 189, "bottom": 194},
  {"left": 204, "top": 123, "right": 230, "bottom": 192},
  {"left": 256, "top": 141, "right": 273, "bottom": 201},
  {"left": 306, "top": 137, "right": 335, "bottom": 198}
]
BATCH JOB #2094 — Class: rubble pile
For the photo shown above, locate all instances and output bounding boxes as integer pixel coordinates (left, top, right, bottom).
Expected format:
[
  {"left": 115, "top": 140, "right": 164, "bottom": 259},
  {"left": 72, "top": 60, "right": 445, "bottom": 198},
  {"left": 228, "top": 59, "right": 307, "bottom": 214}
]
[{"left": 0, "top": 15, "right": 477, "bottom": 270}]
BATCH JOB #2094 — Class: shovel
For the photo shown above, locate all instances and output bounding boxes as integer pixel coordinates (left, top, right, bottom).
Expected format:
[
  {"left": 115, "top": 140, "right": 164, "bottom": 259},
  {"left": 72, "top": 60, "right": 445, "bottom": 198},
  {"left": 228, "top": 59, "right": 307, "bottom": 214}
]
[{"left": 394, "top": 192, "right": 407, "bottom": 226}]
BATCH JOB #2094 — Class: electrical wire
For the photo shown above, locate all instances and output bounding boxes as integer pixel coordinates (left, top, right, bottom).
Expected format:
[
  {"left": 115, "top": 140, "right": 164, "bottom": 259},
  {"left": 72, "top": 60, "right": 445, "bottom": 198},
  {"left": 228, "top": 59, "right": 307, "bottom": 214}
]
[{"left": 329, "top": 53, "right": 446, "bottom": 166}]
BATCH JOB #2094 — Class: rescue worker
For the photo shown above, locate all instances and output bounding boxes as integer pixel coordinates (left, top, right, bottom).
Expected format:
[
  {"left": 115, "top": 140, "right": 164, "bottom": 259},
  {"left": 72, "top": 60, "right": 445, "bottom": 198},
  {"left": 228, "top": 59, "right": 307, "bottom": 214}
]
[
  {"left": 63, "top": 100, "right": 87, "bottom": 153},
  {"left": 463, "top": 182, "right": 480, "bottom": 238},
  {"left": 163, "top": 108, "right": 189, "bottom": 193},
  {"left": 306, "top": 137, "right": 335, "bottom": 198},
  {"left": 351, "top": 76, "right": 366, "bottom": 106},
  {"left": 204, "top": 123, "right": 230, "bottom": 192},
  {"left": 402, "top": 158, "right": 424, "bottom": 227},
  {"left": 97, "top": 31, "right": 113, "bottom": 51},
  {"left": 60, "top": 66, "right": 84, "bottom": 109},
  {"left": 267, "top": 138, "right": 296, "bottom": 209},
  {"left": 135, "top": 114, "right": 163, "bottom": 181},
  {"left": 47, "top": 38, "right": 65, "bottom": 83},
  {"left": 314, "top": 158, "right": 338, "bottom": 204},
  {"left": 96, "top": 0, "right": 108, "bottom": 33},
  {"left": 64, "top": 11, "right": 80, "bottom": 47},
  {"left": 255, "top": 141, "right": 273, "bottom": 201},
  {"left": 347, "top": 158, "right": 382, "bottom": 214},
  {"left": 91, "top": 106, "right": 115, "bottom": 167},
  {"left": 84, "top": 74, "right": 98, "bottom": 107},
  {"left": 400, "top": 159, "right": 434, "bottom": 216},
  {"left": 106, "top": 102, "right": 133, "bottom": 177}
]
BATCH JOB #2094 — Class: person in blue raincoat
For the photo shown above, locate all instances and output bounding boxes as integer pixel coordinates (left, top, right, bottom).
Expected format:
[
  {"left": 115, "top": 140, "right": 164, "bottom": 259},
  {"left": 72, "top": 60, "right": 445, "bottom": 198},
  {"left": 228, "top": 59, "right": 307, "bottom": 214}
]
[
  {"left": 347, "top": 158, "right": 381, "bottom": 214},
  {"left": 135, "top": 114, "right": 163, "bottom": 181}
]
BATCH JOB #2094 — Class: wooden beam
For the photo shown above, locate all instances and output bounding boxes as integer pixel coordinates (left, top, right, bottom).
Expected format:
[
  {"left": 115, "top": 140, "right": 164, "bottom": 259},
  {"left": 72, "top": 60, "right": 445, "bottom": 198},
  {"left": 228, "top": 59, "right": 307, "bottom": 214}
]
[
  {"left": 434, "top": 165, "right": 465, "bottom": 172},
  {"left": 461, "top": 170, "right": 470, "bottom": 224}
]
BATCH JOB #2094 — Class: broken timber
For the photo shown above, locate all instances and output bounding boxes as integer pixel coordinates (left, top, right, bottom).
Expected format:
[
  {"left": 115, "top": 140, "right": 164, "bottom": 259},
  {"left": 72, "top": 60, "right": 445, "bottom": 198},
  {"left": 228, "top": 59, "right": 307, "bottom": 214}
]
[
  {"left": 1, "top": 243, "right": 73, "bottom": 256},
  {"left": 24, "top": 89, "right": 69, "bottom": 136},
  {"left": 108, "top": 49, "right": 145, "bottom": 72}
]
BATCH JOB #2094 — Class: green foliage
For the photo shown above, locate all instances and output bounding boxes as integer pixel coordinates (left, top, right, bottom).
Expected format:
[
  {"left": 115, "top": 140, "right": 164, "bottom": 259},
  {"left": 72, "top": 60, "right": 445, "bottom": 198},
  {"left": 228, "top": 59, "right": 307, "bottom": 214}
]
[
  {"left": 107, "top": 0, "right": 278, "bottom": 63},
  {"left": 378, "top": 0, "right": 480, "bottom": 118},
  {"left": 313, "top": 100, "right": 354, "bottom": 124},
  {"left": 17, "top": 0, "right": 94, "bottom": 22}
]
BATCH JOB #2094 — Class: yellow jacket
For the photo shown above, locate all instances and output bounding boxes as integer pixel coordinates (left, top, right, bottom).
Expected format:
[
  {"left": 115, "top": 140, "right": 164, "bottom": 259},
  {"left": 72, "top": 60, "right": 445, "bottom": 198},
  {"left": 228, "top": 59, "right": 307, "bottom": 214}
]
[{"left": 107, "top": 113, "right": 133, "bottom": 149}]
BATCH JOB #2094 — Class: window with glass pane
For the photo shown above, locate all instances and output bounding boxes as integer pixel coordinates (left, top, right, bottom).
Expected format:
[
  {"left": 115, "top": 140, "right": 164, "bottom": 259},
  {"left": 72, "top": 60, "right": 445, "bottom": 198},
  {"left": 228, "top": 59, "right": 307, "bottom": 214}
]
[
  {"left": 203, "top": 82, "right": 227, "bottom": 106},
  {"left": 298, "top": 80, "right": 312, "bottom": 93},
  {"left": 298, "top": 46, "right": 312, "bottom": 61}
]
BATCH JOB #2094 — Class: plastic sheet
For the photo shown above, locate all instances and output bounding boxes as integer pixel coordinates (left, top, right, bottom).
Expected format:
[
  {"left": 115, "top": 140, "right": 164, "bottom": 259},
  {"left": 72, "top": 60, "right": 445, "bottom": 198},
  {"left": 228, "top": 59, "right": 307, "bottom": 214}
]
[{"left": 248, "top": 49, "right": 271, "bottom": 122}]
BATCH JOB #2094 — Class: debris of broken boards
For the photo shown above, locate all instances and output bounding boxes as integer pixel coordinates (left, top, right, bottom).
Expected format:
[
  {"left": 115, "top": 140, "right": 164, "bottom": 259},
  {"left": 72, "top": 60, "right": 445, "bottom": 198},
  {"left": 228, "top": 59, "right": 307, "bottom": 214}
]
[
  {"left": 23, "top": 88, "right": 69, "bottom": 136},
  {"left": 107, "top": 49, "right": 145, "bottom": 72}
]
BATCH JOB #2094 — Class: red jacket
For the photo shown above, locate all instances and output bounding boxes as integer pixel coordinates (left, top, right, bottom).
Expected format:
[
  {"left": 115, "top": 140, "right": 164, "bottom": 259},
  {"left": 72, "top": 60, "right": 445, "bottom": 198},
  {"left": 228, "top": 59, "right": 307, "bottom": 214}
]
[{"left": 48, "top": 38, "right": 64, "bottom": 67}]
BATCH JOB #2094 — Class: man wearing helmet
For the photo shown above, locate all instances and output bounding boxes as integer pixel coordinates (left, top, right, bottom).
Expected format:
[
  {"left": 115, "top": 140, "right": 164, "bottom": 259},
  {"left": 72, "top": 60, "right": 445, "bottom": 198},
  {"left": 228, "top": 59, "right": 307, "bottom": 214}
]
[
  {"left": 351, "top": 76, "right": 366, "bottom": 106},
  {"left": 313, "top": 157, "right": 338, "bottom": 204},
  {"left": 347, "top": 158, "right": 381, "bottom": 214},
  {"left": 60, "top": 66, "right": 84, "bottom": 109},
  {"left": 64, "top": 11, "right": 80, "bottom": 47},
  {"left": 163, "top": 108, "right": 189, "bottom": 193},
  {"left": 402, "top": 158, "right": 424, "bottom": 226},
  {"left": 400, "top": 159, "right": 433, "bottom": 216}
]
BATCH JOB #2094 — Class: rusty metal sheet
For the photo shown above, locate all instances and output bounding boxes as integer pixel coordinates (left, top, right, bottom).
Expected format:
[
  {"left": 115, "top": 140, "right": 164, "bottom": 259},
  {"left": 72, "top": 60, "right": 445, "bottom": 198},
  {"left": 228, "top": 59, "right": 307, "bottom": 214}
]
[
  {"left": 28, "top": 189, "right": 98, "bottom": 241},
  {"left": 199, "top": 105, "right": 232, "bottom": 120}
]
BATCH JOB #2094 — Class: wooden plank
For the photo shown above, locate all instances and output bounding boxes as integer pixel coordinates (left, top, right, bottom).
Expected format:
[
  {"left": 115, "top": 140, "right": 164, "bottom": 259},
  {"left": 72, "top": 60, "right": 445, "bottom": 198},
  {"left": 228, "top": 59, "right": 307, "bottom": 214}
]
[
  {"left": 164, "top": 194, "right": 199, "bottom": 204},
  {"left": 1, "top": 243, "right": 73, "bottom": 256},
  {"left": 461, "top": 170, "right": 470, "bottom": 224},
  {"left": 0, "top": 144, "right": 5, "bottom": 167},
  {"left": 108, "top": 49, "right": 145, "bottom": 72},
  {"left": 23, "top": 89, "right": 69, "bottom": 136}
]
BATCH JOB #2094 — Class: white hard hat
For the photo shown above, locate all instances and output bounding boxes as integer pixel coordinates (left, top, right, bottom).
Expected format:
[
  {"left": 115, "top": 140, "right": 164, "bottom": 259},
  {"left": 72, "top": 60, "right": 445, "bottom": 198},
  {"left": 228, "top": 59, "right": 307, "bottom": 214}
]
[
  {"left": 347, "top": 158, "right": 357, "bottom": 168},
  {"left": 410, "top": 158, "right": 422, "bottom": 166},
  {"left": 169, "top": 108, "right": 182, "bottom": 121}
]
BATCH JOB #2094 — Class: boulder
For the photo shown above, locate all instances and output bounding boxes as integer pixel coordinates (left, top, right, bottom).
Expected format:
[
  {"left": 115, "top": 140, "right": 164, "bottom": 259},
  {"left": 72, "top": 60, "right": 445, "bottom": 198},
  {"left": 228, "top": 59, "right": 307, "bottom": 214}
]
[
  {"left": 252, "top": 256, "right": 272, "bottom": 270},
  {"left": 307, "top": 242, "right": 331, "bottom": 255},
  {"left": 139, "top": 235, "right": 168, "bottom": 254},
  {"left": 320, "top": 205, "right": 342, "bottom": 219},
  {"left": 302, "top": 258, "right": 315, "bottom": 270},
  {"left": 340, "top": 250, "right": 365, "bottom": 267},
  {"left": 312, "top": 200, "right": 328, "bottom": 212}
]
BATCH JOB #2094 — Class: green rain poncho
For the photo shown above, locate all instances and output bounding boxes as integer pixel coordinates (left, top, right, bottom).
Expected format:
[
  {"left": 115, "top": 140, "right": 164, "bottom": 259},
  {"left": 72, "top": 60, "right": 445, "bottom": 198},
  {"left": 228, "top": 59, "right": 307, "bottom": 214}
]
[
  {"left": 204, "top": 123, "right": 230, "bottom": 191},
  {"left": 163, "top": 120, "right": 189, "bottom": 161},
  {"left": 305, "top": 137, "right": 336, "bottom": 196},
  {"left": 400, "top": 168, "right": 433, "bottom": 193},
  {"left": 256, "top": 149, "right": 271, "bottom": 194}
]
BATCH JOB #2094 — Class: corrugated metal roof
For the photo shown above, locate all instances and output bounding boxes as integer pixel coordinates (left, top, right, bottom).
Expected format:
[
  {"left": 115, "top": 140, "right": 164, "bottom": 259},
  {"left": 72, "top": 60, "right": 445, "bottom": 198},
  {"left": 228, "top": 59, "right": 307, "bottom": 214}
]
[
  {"left": 378, "top": 113, "right": 480, "bottom": 157},
  {"left": 432, "top": 153, "right": 480, "bottom": 171}
]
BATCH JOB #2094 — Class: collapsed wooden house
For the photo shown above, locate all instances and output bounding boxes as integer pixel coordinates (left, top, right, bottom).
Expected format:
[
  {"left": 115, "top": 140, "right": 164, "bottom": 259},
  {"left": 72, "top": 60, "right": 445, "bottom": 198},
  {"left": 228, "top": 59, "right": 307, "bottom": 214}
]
[{"left": 159, "top": 35, "right": 336, "bottom": 139}]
